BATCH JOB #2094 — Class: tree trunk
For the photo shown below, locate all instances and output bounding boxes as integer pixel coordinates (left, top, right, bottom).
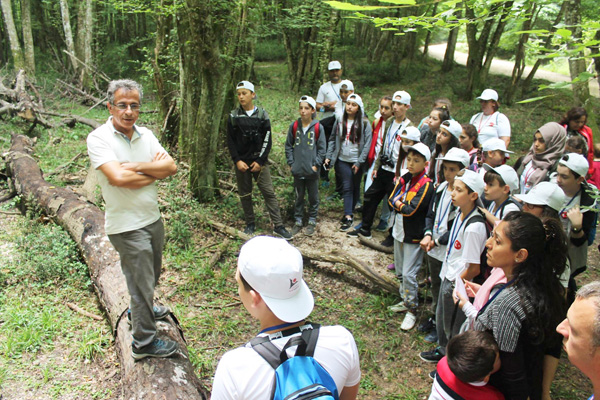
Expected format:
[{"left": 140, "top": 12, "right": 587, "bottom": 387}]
[
  {"left": 442, "top": 20, "right": 460, "bottom": 72},
  {"left": 20, "top": 0, "right": 35, "bottom": 78},
  {"left": 0, "top": 0, "right": 25, "bottom": 70},
  {"left": 5, "top": 134, "right": 208, "bottom": 400},
  {"left": 505, "top": 3, "right": 537, "bottom": 105},
  {"left": 422, "top": 3, "right": 438, "bottom": 58},
  {"left": 564, "top": 0, "right": 589, "bottom": 106},
  {"left": 59, "top": 0, "right": 78, "bottom": 73},
  {"left": 78, "top": 0, "right": 94, "bottom": 89},
  {"left": 590, "top": 29, "right": 600, "bottom": 102},
  {"left": 479, "top": 1, "right": 514, "bottom": 86},
  {"left": 370, "top": 30, "right": 391, "bottom": 64}
]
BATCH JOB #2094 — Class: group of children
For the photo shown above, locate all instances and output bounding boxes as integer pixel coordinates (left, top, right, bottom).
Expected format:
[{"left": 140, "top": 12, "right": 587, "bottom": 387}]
[{"left": 226, "top": 74, "right": 599, "bottom": 399}]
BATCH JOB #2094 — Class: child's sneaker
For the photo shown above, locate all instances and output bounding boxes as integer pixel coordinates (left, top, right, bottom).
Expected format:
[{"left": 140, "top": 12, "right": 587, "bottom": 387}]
[
  {"left": 340, "top": 217, "right": 353, "bottom": 231},
  {"left": 419, "top": 346, "right": 444, "bottom": 363},
  {"left": 305, "top": 222, "right": 316, "bottom": 236},
  {"left": 401, "top": 312, "right": 417, "bottom": 330},
  {"left": 243, "top": 223, "right": 256, "bottom": 235},
  {"left": 132, "top": 338, "right": 178, "bottom": 360},
  {"left": 346, "top": 227, "right": 371, "bottom": 239}
]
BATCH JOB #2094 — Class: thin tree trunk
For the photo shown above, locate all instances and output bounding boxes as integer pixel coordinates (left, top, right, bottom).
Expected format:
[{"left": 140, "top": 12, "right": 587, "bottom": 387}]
[
  {"left": 480, "top": 1, "right": 514, "bottom": 86},
  {"left": 59, "top": 0, "right": 78, "bottom": 73},
  {"left": 0, "top": 0, "right": 24, "bottom": 70},
  {"left": 590, "top": 29, "right": 600, "bottom": 101},
  {"left": 565, "top": 0, "right": 589, "bottom": 106},
  {"left": 20, "top": 0, "right": 35, "bottom": 78},
  {"left": 79, "top": 0, "right": 94, "bottom": 88},
  {"left": 442, "top": 17, "right": 460, "bottom": 72},
  {"left": 505, "top": 3, "right": 536, "bottom": 105},
  {"left": 422, "top": 3, "right": 438, "bottom": 58},
  {"left": 464, "top": 2, "right": 498, "bottom": 98}
]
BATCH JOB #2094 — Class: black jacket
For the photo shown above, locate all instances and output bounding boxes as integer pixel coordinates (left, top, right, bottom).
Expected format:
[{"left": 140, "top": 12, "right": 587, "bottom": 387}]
[{"left": 227, "top": 106, "right": 272, "bottom": 166}]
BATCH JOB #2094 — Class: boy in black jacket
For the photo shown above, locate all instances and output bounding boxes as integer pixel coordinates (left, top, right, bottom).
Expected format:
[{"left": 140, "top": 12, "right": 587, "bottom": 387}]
[
  {"left": 227, "top": 81, "right": 291, "bottom": 240},
  {"left": 387, "top": 142, "right": 434, "bottom": 331},
  {"left": 285, "top": 96, "right": 327, "bottom": 236}
]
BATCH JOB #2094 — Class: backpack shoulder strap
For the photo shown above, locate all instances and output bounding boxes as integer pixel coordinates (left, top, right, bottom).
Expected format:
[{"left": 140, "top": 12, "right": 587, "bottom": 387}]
[
  {"left": 464, "top": 214, "right": 486, "bottom": 229},
  {"left": 250, "top": 336, "right": 283, "bottom": 370},
  {"left": 293, "top": 120, "right": 299, "bottom": 142},
  {"left": 315, "top": 122, "right": 320, "bottom": 140}
]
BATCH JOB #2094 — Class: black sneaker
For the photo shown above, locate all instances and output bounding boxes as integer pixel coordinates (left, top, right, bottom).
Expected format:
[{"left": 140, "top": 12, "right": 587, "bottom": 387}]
[
  {"left": 375, "top": 220, "right": 388, "bottom": 232},
  {"left": 380, "top": 235, "right": 393, "bottom": 247},
  {"left": 347, "top": 228, "right": 372, "bottom": 239},
  {"left": 305, "top": 222, "right": 316, "bottom": 236},
  {"left": 243, "top": 223, "right": 256, "bottom": 235},
  {"left": 418, "top": 317, "right": 435, "bottom": 333},
  {"left": 340, "top": 217, "right": 353, "bottom": 231},
  {"left": 429, "top": 370, "right": 437, "bottom": 380},
  {"left": 127, "top": 306, "right": 170, "bottom": 323},
  {"left": 132, "top": 338, "right": 178, "bottom": 360},
  {"left": 419, "top": 346, "right": 444, "bottom": 363},
  {"left": 291, "top": 223, "right": 303, "bottom": 236},
  {"left": 273, "top": 225, "right": 292, "bottom": 241}
]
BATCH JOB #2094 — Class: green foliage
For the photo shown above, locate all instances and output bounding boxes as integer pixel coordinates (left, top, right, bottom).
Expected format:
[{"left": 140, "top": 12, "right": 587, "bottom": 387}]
[
  {"left": 353, "top": 62, "right": 399, "bottom": 86},
  {"left": 76, "top": 327, "right": 111, "bottom": 361},
  {"left": 255, "top": 39, "right": 287, "bottom": 62}
]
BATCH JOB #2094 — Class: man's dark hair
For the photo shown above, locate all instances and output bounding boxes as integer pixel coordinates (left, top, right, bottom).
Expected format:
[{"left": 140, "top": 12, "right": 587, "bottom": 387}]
[
  {"left": 447, "top": 330, "right": 498, "bottom": 383},
  {"left": 407, "top": 148, "right": 427, "bottom": 162}
]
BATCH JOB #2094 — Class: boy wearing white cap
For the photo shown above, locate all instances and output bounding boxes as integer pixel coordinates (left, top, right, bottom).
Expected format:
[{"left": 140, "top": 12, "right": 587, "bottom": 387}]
[
  {"left": 316, "top": 61, "right": 343, "bottom": 119},
  {"left": 285, "top": 96, "right": 327, "bottom": 236},
  {"left": 420, "top": 148, "right": 470, "bottom": 342},
  {"left": 420, "top": 170, "right": 487, "bottom": 365},
  {"left": 386, "top": 142, "right": 434, "bottom": 331},
  {"left": 212, "top": 236, "right": 361, "bottom": 400},
  {"left": 227, "top": 81, "right": 292, "bottom": 239},
  {"left": 556, "top": 153, "right": 598, "bottom": 281},
  {"left": 479, "top": 164, "right": 521, "bottom": 225},
  {"left": 469, "top": 89, "right": 511, "bottom": 147}
]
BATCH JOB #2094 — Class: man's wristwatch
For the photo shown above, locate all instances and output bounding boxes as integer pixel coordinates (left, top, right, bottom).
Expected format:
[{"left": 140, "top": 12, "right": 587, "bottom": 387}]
[{"left": 571, "top": 226, "right": 582, "bottom": 234}]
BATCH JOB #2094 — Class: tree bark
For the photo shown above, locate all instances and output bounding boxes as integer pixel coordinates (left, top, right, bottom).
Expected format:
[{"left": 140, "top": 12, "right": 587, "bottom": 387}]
[
  {"left": 0, "top": 0, "right": 25, "bottom": 70},
  {"left": 78, "top": 0, "right": 94, "bottom": 89},
  {"left": 564, "top": 0, "right": 590, "bottom": 106},
  {"left": 5, "top": 134, "right": 208, "bottom": 400},
  {"left": 442, "top": 10, "right": 461, "bottom": 72},
  {"left": 59, "top": 0, "right": 78, "bottom": 73},
  {"left": 505, "top": 3, "right": 537, "bottom": 105},
  {"left": 479, "top": 1, "right": 514, "bottom": 86},
  {"left": 20, "top": 0, "right": 35, "bottom": 78}
]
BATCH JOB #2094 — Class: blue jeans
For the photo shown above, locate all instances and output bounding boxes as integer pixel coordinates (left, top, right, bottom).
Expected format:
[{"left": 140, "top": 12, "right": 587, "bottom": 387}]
[{"left": 335, "top": 160, "right": 362, "bottom": 216}]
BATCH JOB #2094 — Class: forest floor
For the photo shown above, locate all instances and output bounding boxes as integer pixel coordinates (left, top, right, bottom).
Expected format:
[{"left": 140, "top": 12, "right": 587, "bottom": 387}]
[{"left": 1, "top": 58, "right": 600, "bottom": 399}]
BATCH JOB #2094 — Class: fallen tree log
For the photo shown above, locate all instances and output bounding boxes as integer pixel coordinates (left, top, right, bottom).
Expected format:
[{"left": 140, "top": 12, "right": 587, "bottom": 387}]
[
  {"left": 358, "top": 235, "right": 394, "bottom": 254},
  {"left": 5, "top": 134, "right": 208, "bottom": 400},
  {"left": 0, "top": 70, "right": 54, "bottom": 128},
  {"left": 201, "top": 217, "right": 400, "bottom": 294}
]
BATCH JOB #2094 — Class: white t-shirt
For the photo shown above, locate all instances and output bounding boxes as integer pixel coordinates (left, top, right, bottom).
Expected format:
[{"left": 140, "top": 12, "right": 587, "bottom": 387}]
[
  {"left": 486, "top": 199, "right": 520, "bottom": 220},
  {"left": 519, "top": 161, "right": 535, "bottom": 194},
  {"left": 440, "top": 209, "right": 488, "bottom": 281},
  {"left": 87, "top": 117, "right": 165, "bottom": 235},
  {"left": 469, "top": 111, "right": 511, "bottom": 145},
  {"left": 316, "top": 81, "right": 342, "bottom": 119},
  {"left": 429, "top": 183, "right": 455, "bottom": 262},
  {"left": 211, "top": 325, "right": 361, "bottom": 400}
]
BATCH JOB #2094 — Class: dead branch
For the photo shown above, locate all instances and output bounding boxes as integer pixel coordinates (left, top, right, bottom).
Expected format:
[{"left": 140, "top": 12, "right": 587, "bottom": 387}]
[
  {"left": 62, "top": 50, "right": 111, "bottom": 83},
  {"left": 358, "top": 235, "right": 394, "bottom": 254},
  {"left": 67, "top": 302, "right": 104, "bottom": 321},
  {"left": 46, "top": 152, "right": 84, "bottom": 177},
  {"left": 201, "top": 217, "right": 399, "bottom": 294},
  {"left": 208, "top": 237, "right": 231, "bottom": 268},
  {"left": 57, "top": 79, "right": 103, "bottom": 104},
  {"left": 37, "top": 110, "right": 101, "bottom": 129},
  {"left": 218, "top": 179, "right": 237, "bottom": 191}
]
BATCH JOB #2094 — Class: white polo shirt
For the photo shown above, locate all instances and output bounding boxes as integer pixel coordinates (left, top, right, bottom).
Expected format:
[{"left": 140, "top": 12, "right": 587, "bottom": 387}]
[
  {"left": 212, "top": 325, "right": 361, "bottom": 400},
  {"left": 469, "top": 111, "right": 511, "bottom": 145},
  {"left": 316, "top": 81, "right": 342, "bottom": 118},
  {"left": 87, "top": 117, "right": 166, "bottom": 235}
]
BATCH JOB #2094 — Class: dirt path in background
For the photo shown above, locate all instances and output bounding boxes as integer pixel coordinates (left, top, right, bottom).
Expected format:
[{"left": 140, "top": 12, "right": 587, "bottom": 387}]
[{"left": 426, "top": 43, "right": 600, "bottom": 98}]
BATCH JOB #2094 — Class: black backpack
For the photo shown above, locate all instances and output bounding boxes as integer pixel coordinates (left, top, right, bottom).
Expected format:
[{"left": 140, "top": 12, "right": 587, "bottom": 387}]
[{"left": 464, "top": 213, "right": 491, "bottom": 285}]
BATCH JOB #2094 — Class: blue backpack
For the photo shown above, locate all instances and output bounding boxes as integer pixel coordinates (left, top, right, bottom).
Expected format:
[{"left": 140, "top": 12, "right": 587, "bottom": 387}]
[{"left": 250, "top": 324, "right": 339, "bottom": 400}]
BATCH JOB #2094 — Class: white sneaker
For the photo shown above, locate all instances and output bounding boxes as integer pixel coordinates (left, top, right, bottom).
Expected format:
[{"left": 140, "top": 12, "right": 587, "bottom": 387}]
[
  {"left": 401, "top": 312, "right": 417, "bottom": 331},
  {"left": 388, "top": 302, "right": 408, "bottom": 313}
]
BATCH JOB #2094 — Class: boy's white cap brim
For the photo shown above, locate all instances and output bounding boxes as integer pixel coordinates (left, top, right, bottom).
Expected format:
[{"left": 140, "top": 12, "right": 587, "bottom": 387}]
[
  {"left": 437, "top": 147, "right": 470, "bottom": 168},
  {"left": 440, "top": 120, "right": 463, "bottom": 139},
  {"left": 477, "top": 89, "right": 499, "bottom": 101},
  {"left": 558, "top": 153, "right": 589, "bottom": 177},
  {"left": 392, "top": 90, "right": 411, "bottom": 108},
  {"left": 328, "top": 61, "right": 342, "bottom": 70},
  {"left": 483, "top": 164, "right": 520, "bottom": 191},
  {"left": 238, "top": 236, "right": 314, "bottom": 323},
  {"left": 400, "top": 126, "right": 421, "bottom": 142},
  {"left": 482, "top": 138, "right": 514, "bottom": 154},
  {"left": 404, "top": 142, "right": 431, "bottom": 161},
  {"left": 340, "top": 79, "right": 354, "bottom": 91},
  {"left": 514, "top": 182, "right": 565, "bottom": 212},
  {"left": 455, "top": 169, "right": 485, "bottom": 196},
  {"left": 236, "top": 80, "right": 255, "bottom": 92},
  {"left": 299, "top": 95, "right": 317, "bottom": 110}
]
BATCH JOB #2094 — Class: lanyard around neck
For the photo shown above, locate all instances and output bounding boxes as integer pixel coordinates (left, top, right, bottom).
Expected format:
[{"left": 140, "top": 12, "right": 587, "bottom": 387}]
[
  {"left": 259, "top": 321, "right": 303, "bottom": 335},
  {"left": 446, "top": 207, "right": 476, "bottom": 259},
  {"left": 331, "top": 82, "right": 341, "bottom": 101},
  {"left": 435, "top": 187, "right": 453, "bottom": 234}
]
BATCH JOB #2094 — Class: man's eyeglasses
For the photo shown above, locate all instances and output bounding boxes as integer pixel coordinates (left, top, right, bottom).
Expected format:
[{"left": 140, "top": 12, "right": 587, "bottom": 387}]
[{"left": 113, "top": 103, "right": 141, "bottom": 111}]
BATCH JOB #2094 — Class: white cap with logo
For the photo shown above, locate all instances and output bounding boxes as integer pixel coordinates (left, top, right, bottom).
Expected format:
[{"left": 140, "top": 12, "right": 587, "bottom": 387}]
[
  {"left": 455, "top": 169, "right": 485, "bottom": 196},
  {"left": 392, "top": 90, "right": 411, "bottom": 108},
  {"left": 236, "top": 80, "right": 255, "bottom": 92},
  {"left": 339, "top": 79, "right": 354, "bottom": 91},
  {"left": 238, "top": 236, "right": 314, "bottom": 323},
  {"left": 483, "top": 164, "right": 520, "bottom": 191},
  {"left": 328, "top": 61, "right": 342, "bottom": 70},
  {"left": 558, "top": 153, "right": 589, "bottom": 177},
  {"left": 477, "top": 89, "right": 499, "bottom": 101},
  {"left": 482, "top": 138, "right": 514, "bottom": 155},
  {"left": 514, "top": 182, "right": 565, "bottom": 212},
  {"left": 438, "top": 147, "right": 470, "bottom": 169},
  {"left": 346, "top": 93, "right": 364, "bottom": 113}
]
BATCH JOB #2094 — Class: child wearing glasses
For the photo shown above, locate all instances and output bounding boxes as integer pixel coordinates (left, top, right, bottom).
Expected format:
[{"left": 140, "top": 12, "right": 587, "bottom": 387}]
[{"left": 285, "top": 96, "right": 327, "bottom": 236}]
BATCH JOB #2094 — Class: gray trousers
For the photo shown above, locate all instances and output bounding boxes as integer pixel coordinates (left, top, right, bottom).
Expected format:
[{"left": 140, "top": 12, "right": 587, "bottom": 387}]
[
  {"left": 235, "top": 165, "right": 283, "bottom": 227},
  {"left": 393, "top": 241, "right": 424, "bottom": 311},
  {"left": 293, "top": 177, "right": 319, "bottom": 224},
  {"left": 436, "top": 278, "right": 466, "bottom": 352},
  {"left": 108, "top": 218, "right": 164, "bottom": 348},
  {"left": 427, "top": 255, "right": 443, "bottom": 315}
]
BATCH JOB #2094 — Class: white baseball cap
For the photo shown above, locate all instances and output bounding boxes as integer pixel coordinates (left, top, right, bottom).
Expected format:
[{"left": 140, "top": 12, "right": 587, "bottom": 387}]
[
  {"left": 440, "top": 119, "right": 463, "bottom": 139},
  {"left": 558, "top": 153, "right": 589, "bottom": 177},
  {"left": 328, "top": 61, "right": 342, "bottom": 70},
  {"left": 346, "top": 93, "right": 364, "bottom": 113},
  {"left": 400, "top": 126, "right": 421, "bottom": 142},
  {"left": 299, "top": 95, "right": 316, "bottom": 110},
  {"left": 238, "top": 236, "right": 314, "bottom": 323},
  {"left": 340, "top": 79, "right": 354, "bottom": 91},
  {"left": 514, "top": 182, "right": 565, "bottom": 212},
  {"left": 236, "top": 80, "right": 255, "bottom": 92},
  {"left": 438, "top": 147, "right": 470, "bottom": 169},
  {"left": 392, "top": 90, "right": 411, "bottom": 108},
  {"left": 455, "top": 169, "right": 485, "bottom": 196},
  {"left": 483, "top": 164, "right": 520, "bottom": 191},
  {"left": 482, "top": 138, "right": 514, "bottom": 154},
  {"left": 477, "top": 89, "right": 499, "bottom": 101},
  {"left": 405, "top": 142, "right": 431, "bottom": 161}
]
